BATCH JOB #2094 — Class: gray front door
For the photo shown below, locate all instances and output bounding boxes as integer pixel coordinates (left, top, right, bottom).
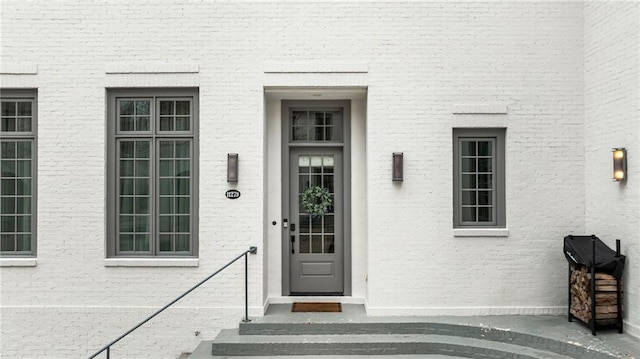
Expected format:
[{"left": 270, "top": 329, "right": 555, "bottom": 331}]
[{"left": 289, "top": 147, "right": 344, "bottom": 294}]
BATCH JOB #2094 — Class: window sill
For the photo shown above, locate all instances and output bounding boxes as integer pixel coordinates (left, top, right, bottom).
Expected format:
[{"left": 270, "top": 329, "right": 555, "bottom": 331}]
[
  {"left": 0, "top": 258, "right": 37, "bottom": 267},
  {"left": 104, "top": 258, "right": 199, "bottom": 267},
  {"left": 453, "top": 228, "right": 509, "bottom": 237}
]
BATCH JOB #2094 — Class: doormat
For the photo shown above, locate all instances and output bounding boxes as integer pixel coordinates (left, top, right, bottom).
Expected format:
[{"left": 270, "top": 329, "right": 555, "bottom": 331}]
[{"left": 291, "top": 302, "right": 342, "bottom": 313}]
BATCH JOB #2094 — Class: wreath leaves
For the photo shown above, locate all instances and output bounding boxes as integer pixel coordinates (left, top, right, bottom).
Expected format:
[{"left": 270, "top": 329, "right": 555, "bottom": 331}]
[{"left": 301, "top": 186, "right": 333, "bottom": 217}]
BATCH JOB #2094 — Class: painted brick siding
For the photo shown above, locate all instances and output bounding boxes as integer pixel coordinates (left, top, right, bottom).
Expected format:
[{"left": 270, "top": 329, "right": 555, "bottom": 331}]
[
  {"left": 364, "top": 2, "right": 584, "bottom": 315},
  {"left": 584, "top": 1, "right": 640, "bottom": 337},
  {"left": 0, "top": 1, "right": 633, "bottom": 358}
]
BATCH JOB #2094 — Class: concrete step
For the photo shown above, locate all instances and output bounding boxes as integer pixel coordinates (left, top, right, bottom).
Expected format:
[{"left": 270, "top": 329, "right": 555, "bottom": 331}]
[
  {"left": 185, "top": 305, "right": 637, "bottom": 358},
  {"left": 195, "top": 329, "right": 575, "bottom": 358},
  {"left": 238, "top": 321, "right": 618, "bottom": 358}
]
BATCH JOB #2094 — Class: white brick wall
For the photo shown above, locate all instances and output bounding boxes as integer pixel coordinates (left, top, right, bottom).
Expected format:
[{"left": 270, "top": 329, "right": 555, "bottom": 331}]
[
  {"left": 364, "top": 1, "right": 585, "bottom": 313},
  {"left": 0, "top": 1, "right": 636, "bottom": 358},
  {"left": 584, "top": 1, "right": 640, "bottom": 337}
]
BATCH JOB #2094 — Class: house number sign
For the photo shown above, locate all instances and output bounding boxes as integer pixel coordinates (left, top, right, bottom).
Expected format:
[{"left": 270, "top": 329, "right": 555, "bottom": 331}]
[{"left": 225, "top": 190, "right": 241, "bottom": 199}]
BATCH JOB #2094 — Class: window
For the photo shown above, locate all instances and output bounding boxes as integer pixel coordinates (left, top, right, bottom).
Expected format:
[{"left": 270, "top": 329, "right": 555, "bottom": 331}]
[
  {"left": 291, "top": 109, "right": 343, "bottom": 142},
  {"left": 107, "top": 89, "right": 198, "bottom": 257},
  {"left": 1, "top": 90, "right": 37, "bottom": 256},
  {"left": 453, "top": 128, "right": 505, "bottom": 228}
]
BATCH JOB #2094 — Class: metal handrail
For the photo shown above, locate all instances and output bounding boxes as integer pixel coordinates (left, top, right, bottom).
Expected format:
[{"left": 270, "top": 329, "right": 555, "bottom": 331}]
[{"left": 88, "top": 246, "right": 258, "bottom": 359}]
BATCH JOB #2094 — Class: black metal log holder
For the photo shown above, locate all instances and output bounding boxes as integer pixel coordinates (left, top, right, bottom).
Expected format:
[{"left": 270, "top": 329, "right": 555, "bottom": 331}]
[{"left": 567, "top": 235, "right": 623, "bottom": 335}]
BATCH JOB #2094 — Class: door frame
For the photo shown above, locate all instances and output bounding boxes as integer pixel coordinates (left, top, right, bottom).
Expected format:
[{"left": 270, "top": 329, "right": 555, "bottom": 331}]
[{"left": 281, "top": 100, "right": 352, "bottom": 296}]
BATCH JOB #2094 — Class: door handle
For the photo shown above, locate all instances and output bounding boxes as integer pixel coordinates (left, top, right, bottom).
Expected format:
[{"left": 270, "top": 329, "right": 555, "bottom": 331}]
[{"left": 290, "top": 235, "right": 295, "bottom": 254}]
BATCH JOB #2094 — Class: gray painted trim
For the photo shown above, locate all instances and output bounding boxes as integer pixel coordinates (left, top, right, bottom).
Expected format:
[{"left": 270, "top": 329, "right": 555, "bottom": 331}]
[
  {"left": 452, "top": 128, "right": 506, "bottom": 228},
  {"left": 281, "top": 100, "right": 351, "bottom": 296},
  {"left": 0, "top": 89, "right": 38, "bottom": 257},
  {"left": 106, "top": 88, "right": 199, "bottom": 258}
]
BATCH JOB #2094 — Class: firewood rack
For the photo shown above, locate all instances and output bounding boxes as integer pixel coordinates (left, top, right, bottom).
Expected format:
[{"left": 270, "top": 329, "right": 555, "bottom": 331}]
[{"left": 566, "top": 235, "right": 623, "bottom": 335}]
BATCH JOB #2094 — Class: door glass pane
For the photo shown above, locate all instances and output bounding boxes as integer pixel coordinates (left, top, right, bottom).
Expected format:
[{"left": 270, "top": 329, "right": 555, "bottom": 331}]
[
  {"left": 299, "top": 235, "right": 310, "bottom": 253},
  {"left": 311, "top": 235, "right": 322, "bottom": 253},
  {"left": 298, "top": 156, "right": 310, "bottom": 168},
  {"left": 299, "top": 215, "right": 310, "bottom": 233},
  {"left": 325, "top": 236, "right": 335, "bottom": 254},
  {"left": 311, "top": 216, "right": 322, "bottom": 233},
  {"left": 323, "top": 215, "right": 334, "bottom": 233}
]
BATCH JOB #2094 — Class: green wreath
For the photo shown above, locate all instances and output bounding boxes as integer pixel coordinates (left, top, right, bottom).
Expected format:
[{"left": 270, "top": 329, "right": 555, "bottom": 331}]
[{"left": 301, "top": 186, "right": 333, "bottom": 216}]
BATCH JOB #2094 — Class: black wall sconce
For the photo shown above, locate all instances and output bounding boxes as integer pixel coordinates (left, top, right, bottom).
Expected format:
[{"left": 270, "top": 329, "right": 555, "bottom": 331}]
[
  {"left": 227, "top": 153, "right": 239, "bottom": 183},
  {"left": 612, "top": 148, "right": 626, "bottom": 182},
  {"left": 392, "top": 152, "right": 403, "bottom": 182}
]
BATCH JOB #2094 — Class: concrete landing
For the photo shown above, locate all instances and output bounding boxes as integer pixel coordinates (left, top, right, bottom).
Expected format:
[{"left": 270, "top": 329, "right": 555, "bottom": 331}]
[{"left": 187, "top": 304, "right": 640, "bottom": 359}]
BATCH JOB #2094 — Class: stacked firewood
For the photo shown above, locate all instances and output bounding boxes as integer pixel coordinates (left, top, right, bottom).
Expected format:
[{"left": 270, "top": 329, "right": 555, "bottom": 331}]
[{"left": 570, "top": 265, "right": 622, "bottom": 325}]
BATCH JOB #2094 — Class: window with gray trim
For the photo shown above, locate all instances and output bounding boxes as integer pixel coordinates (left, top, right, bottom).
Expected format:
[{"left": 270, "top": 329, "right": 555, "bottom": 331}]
[
  {"left": 453, "top": 128, "right": 505, "bottom": 228},
  {"left": 1, "top": 90, "right": 37, "bottom": 256},
  {"left": 107, "top": 89, "right": 198, "bottom": 257}
]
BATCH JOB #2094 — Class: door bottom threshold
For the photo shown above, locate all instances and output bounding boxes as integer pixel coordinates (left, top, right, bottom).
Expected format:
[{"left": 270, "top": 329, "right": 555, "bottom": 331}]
[{"left": 290, "top": 292, "right": 343, "bottom": 296}]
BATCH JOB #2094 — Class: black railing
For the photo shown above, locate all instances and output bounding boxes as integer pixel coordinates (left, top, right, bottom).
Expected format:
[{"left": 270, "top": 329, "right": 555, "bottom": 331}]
[{"left": 89, "top": 246, "right": 258, "bottom": 359}]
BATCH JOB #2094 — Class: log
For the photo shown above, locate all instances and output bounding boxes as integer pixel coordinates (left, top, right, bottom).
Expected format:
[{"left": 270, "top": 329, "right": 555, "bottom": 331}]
[{"left": 569, "top": 265, "right": 623, "bottom": 325}]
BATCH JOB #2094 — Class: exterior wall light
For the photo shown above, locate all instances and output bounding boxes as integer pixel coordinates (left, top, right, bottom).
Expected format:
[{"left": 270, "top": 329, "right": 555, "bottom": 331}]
[
  {"left": 227, "top": 153, "right": 239, "bottom": 183},
  {"left": 612, "top": 148, "right": 626, "bottom": 181},
  {"left": 392, "top": 152, "right": 403, "bottom": 182}
]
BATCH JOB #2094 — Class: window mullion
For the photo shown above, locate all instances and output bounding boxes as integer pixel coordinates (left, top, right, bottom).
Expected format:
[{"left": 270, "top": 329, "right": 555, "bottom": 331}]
[{"left": 151, "top": 138, "right": 158, "bottom": 255}]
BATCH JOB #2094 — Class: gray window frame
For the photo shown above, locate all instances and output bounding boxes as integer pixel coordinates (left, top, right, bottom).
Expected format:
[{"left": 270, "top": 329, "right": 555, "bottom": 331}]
[
  {"left": 0, "top": 89, "right": 37, "bottom": 257},
  {"left": 107, "top": 88, "right": 199, "bottom": 257},
  {"left": 453, "top": 128, "right": 506, "bottom": 228}
]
